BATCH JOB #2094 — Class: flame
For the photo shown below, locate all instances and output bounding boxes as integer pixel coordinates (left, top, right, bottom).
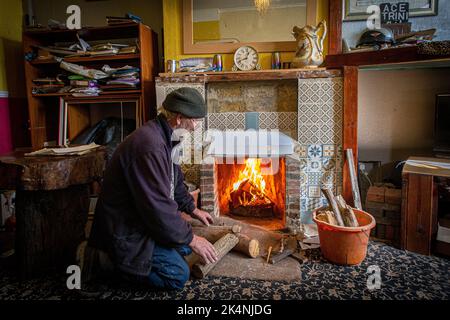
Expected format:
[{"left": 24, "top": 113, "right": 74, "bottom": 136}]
[{"left": 232, "top": 158, "right": 270, "bottom": 206}]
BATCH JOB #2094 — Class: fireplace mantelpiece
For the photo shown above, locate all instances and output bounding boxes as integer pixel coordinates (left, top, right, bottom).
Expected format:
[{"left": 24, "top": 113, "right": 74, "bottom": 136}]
[
  {"left": 157, "top": 68, "right": 342, "bottom": 83},
  {"left": 156, "top": 68, "right": 346, "bottom": 224}
]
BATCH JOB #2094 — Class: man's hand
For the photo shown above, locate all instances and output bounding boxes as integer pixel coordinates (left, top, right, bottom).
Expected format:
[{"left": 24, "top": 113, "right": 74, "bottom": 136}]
[
  {"left": 191, "top": 208, "right": 214, "bottom": 226},
  {"left": 189, "top": 234, "right": 218, "bottom": 265}
]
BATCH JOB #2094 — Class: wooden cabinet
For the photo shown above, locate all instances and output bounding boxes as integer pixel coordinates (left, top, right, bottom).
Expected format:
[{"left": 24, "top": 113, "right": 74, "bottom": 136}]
[
  {"left": 23, "top": 23, "right": 158, "bottom": 149},
  {"left": 401, "top": 157, "right": 450, "bottom": 256}
]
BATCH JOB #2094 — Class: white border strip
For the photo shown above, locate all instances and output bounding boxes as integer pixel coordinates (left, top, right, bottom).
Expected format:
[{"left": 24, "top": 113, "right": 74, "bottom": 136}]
[{"left": 0, "top": 91, "right": 8, "bottom": 98}]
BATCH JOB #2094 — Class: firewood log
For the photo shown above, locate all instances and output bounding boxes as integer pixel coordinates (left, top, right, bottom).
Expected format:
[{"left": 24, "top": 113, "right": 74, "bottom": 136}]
[
  {"left": 188, "top": 218, "right": 242, "bottom": 233},
  {"left": 335, "top": 195, "right": 359, "bottom": 227},
  {"left": 345, "top": 205, "right": 359, "bottom": 227},
  {"left": 192, "top": 233, "right": 239, "bottom": 278},
  {"left": 316, "top": 211, "right": 338, "bottom": 225},
  {"left": 195, "top": 216, "right": 284, "bottom": 256},
  {"left": 192, "top": 225, "right": 259, "bottom": 258},
  {"left": 234, "top": 234, "right": 260, "bottom": 258},
  {"left": 320, "top": 188, "right": 345, "bottom": 226}
]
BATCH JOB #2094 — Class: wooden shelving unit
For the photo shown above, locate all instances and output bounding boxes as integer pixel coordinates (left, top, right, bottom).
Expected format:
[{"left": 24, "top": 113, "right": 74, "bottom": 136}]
[
  {"left": 325, "top": 46, "right": 450, "bottom": 69},
  {"left": 23, "top": 23, "right": 159, "bottom": 150}
]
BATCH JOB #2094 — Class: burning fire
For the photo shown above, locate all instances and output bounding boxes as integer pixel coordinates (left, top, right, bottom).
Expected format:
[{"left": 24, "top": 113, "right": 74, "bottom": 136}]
[{"left": 231, "top": 158, "right": 270, "bottom": 206}]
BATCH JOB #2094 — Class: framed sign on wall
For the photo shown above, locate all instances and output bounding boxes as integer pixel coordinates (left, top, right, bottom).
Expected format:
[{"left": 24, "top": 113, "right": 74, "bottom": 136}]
[{"left": 343, "top": 0, "right": 438, "bottom": 21}]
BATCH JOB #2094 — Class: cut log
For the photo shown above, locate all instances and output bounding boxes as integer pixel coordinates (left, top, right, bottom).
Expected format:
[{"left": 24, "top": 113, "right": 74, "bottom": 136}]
[
  {"left": 188, "top": 219, "right": 242, "bottom": 235},
  {"left": 234, "top": 234, "right": 260, "bottom": 258},
  {"left": 335, "top": 195, "right": 359, "bottom": 227},
  {"left": 316, "top": 211, "right": 338, "bottom": 225},
  {"left": 192, "top": 225, "right": 259, "bottom": 258},
  {"left": 205, "top": 216, "right": 284, "bottom": 255},
  {"left": 192, "top": 233, "right": 239, "bottom": 278},
  {"left": 321, "top": 188, "right": 345, "bottom": 226},
  {"left": 345, "top": 205, "right": 359, "bottom": 227}
]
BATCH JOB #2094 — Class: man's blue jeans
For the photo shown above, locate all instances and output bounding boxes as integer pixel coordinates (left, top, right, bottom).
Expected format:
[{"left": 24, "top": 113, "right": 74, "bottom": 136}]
[
  {"left": 147, "top": 245, "right": 192, "bottom": 290},
  {"left": 121, "top": 244, "right": 192, "bottom": 290}
]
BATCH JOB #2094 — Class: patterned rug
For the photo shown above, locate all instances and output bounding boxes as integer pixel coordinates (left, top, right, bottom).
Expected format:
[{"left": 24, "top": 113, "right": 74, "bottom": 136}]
[{"left": 0, "top": 242, "right": 449, "bottom": 300}]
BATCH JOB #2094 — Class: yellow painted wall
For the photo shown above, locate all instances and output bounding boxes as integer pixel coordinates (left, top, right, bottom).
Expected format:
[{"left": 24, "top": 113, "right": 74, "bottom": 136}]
[
  {"left": 163, "top": 0, "right": 329, "bottom": 71},
  {"left": 0, "top": 0, "right": 23, "bottom": 92},
  {"left": 218, "top": 6, "right": 306, "bottom": 42},
  {"left": 193, "top": 21, "right": 220, "bottom": 42}
]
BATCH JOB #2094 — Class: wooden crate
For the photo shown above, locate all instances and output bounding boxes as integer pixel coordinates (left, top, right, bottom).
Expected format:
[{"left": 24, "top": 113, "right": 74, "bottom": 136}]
[{"left": 365, "top": 185, "right": 402, "bottom": 247}]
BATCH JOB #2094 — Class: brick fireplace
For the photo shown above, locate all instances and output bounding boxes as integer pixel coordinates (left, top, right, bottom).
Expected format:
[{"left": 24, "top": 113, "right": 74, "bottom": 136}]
[{"left": 198, "top": 130, "right": 301, "bottom": 231}]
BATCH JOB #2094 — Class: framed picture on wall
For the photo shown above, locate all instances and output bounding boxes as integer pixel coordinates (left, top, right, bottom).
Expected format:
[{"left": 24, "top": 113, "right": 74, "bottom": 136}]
[{"left": 344, "top": 0, "right": 438, "bottom": 21}]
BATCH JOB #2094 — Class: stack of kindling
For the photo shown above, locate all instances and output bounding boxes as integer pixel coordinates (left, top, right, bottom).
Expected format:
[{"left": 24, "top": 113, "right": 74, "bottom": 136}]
[{"left": 316, "top": 188, "right": 359, "bottom": 228}]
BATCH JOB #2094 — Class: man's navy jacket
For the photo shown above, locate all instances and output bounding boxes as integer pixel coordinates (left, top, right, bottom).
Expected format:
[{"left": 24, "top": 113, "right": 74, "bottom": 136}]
[{"left": 88, "top": 114, "right": 196, "bottom": 276}]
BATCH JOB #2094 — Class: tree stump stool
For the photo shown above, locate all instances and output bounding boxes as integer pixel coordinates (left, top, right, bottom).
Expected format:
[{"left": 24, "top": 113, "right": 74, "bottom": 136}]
[{"left": 0, "top": 148, "right": 106, "bottom": 279}]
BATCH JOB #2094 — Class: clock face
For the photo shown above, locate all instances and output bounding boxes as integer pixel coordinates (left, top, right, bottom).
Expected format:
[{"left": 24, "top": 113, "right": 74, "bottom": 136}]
[{"left": 234, "top": 46, "right": 258, "bottom": 71}]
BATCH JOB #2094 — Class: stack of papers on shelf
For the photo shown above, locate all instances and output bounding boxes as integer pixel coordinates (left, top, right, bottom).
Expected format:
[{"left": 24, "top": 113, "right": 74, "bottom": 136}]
[
  {"left": 25, "top": 143, "right": 101, "bottom": 157},
  {"left": 70, "top": 86, "right": 102, "bottom": 97},
  {"left": 102, "top": 65, "right": 140, "bottom": 88}
]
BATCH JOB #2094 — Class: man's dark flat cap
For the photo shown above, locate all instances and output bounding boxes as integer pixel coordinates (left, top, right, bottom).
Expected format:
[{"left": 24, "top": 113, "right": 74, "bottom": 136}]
[{"left": 162, "top": 87, "right": 206, "bottom": 118}]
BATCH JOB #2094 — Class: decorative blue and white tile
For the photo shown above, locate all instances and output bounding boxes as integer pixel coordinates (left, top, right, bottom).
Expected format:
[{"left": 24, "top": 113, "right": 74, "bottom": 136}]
[
  {"left": 298, "top": 159, "right": 308, "bottom": 171},
  {"left": 322, "top": 157, "right": 336, "bottom": 171},
  {"left": 294, "top": 144, "right": 308, "bottom": 158},
  {"left": 323, "top": 144, "right": 336, "bottom": 157},
  {"left": 307, "top": 172, "right": 322, "bottom": 186},
  {"left": 308, "top": 186, "right": 321, "bottom": 198},
  {"left": 320, "top": 170, "right": 335, "bottom": 186},
  {"left": 307, "top": 144, "right": 322, "bottom": 159},
  {"left": 307, "top": 159, "right": 322, "bottom": 173},
  {"left": 207, "top": 112, "right": 246, "bottom": 131}
]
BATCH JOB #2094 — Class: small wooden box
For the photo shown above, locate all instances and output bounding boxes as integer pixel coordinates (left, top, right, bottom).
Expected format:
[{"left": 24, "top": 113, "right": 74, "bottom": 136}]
[{"left": 366, "top": 185, "right": 402, "bottom": 247}]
